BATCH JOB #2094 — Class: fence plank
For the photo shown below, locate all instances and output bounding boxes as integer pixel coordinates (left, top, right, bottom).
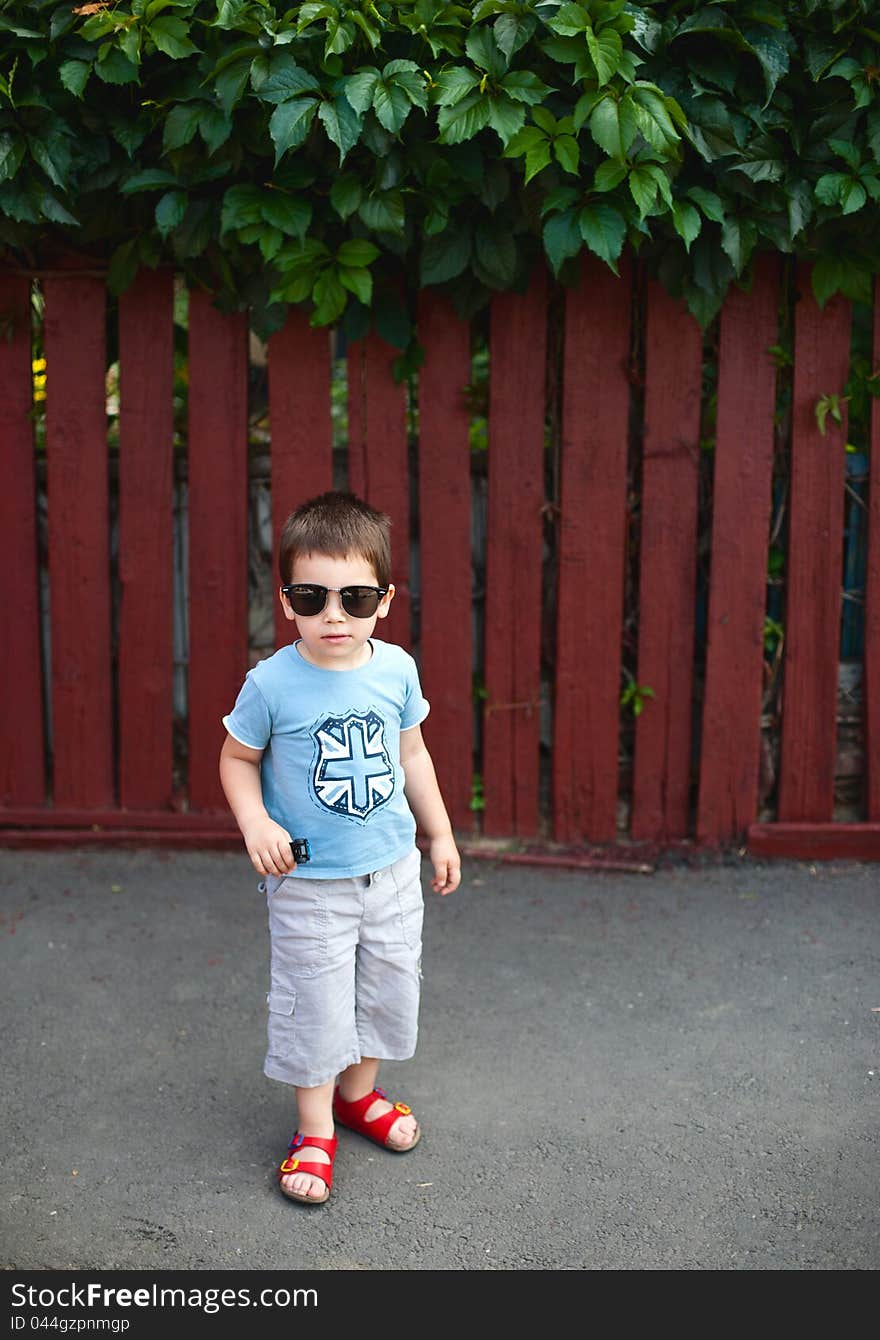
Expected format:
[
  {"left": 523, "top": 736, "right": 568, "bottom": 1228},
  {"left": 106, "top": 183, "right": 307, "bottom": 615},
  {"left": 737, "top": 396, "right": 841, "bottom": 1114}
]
[
  {"left": 553, "top": 254, "right": 632, "bottom": 842},
  {"left": 483, "top": 269, "right": 547, "bottom": 837},
  {"left": 865, "top": 280, "right": 880, "bottom": 819},
  {"left": 777, "top": 271, "right": 851, "bottom": 821},
  {"left": 417, "top": 291, "right": 473, "bottom": 831},
  {"left": 43, "top": 275, "right": 114, "bottom": 807},
  {"left": 187, "top": 293, "right": 249, "bottom": 811},
  {"left": 347, "top": 331, "right": 411, "bottom": 650},
  {"left": 0, "top": 275, "right": 45, "bottom": 806},
  {"left": 697, "top": 256, "right": 779, "bottom": 841},
  {"left": 268, "top": 311, "right": 333, "bottom": 649},
  {"left": 118, "top": 269, "right": 175, "bottom": 810},
  {"left": 631, "top": 283, "right": 703, "bottom": 840}
]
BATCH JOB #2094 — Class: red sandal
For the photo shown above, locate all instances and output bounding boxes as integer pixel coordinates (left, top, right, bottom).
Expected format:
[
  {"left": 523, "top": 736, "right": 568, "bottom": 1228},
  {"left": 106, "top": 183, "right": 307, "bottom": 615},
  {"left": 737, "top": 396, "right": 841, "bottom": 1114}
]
[
  {"left": 277, "top": 1131, "right": 338, "bottom": 1205},
  {"left": 332, "top": 1085, "right": 421, "bottom": 1152}
]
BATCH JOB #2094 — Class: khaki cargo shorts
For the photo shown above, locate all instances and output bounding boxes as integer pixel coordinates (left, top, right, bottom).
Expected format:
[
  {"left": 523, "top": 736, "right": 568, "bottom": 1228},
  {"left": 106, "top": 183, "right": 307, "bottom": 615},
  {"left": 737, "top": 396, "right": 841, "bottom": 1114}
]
[{"left": 262, "top": 847, "right": 424, "bottom": 1089}]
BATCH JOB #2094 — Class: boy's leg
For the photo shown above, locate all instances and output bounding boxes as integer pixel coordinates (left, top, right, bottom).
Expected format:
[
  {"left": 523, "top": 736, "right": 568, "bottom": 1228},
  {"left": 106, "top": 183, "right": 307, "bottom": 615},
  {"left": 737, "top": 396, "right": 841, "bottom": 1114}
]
[
  {"left": 280, "top": 1080, "right": 336, "bottom": 1200},
  {"left": 337, "top": 1057, "right": 419, "bottom": 1150}
]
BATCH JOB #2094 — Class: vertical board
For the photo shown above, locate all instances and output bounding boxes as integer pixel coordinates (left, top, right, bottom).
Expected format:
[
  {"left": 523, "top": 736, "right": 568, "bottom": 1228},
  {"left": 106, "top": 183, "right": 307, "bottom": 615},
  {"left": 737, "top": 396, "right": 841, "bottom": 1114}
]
[
  {"left": 43, "top": 275, "right": 114, "bottom": 807},
  {"left": 483, "top": 270, "right": 547, "bottom": 837},
  {"left": 417, "top": 291, "right": 473, "bottom": 832},
  {"left": 697, "top": 256, "right": 779, "bottom": 841},
  {"left": 187, "top": 292, "right": 249, "bottom": 811},
  {"left": 778, "top": 270, "right": 851, "bottom": 821},
  {"left": 268, "top": 311, "right": 333, "bottom": 650},
  {"left": 0, "top": 274, "right": 45, "bottom": 805},
  {"left": 631, "top": 283, "right": 703, "bottom": 840},
  {"left": 866, "top": 281, "right": 880, "bottom": 819},
  {"left": 347, "top": 331, "right": 410, "bottom": 650},
  {"left": 118, "top": 269, "right": 175, "bottom": 810},
  {"left": 553, "top": 254, "right": 632, "bottom": 843}
]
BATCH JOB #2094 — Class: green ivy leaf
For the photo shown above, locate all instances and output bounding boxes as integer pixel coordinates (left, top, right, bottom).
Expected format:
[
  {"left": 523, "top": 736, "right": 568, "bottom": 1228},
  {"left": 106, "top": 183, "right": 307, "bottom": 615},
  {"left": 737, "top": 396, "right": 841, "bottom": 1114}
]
[
  {"left": 311, "top": 269, "right": 348, "bottom": 326},
  {"left": 672, "top": 201, "right": 701, "bottom": 251},
  {"left": 163, "top": 103, "right": 202, "bottom": 153},
  {"left": 628, "top": 165, "right": 659, "bottom": 217},
  {"left": 199, "top": 105, "right": 233, "bottom": 156},
  {"left": 437, "top": 92, "right": 492, "bottom": 143},
  {"left": 59, "top": 60, "right": 90, "bottom": 99},
  {"left": 155, "top": 189, "right": 187, "bottom": 238},
  {"left": 220, "top": 184, "right": 264, "bottom": 232},
  {"left": 149, "top": 16, "right": 199, "bottom": 60},
  {"left": 358, "top": 190, "right": 405, "bottom": 234},
  {"left": 494, "top": 12, "right": 536, "bottom": 60},
  {"left": 344, "top": 69, "right": 381, "bottom": 114},
  {"left": 593, "top": 159, "right": 626, "bottom": 192},
  {"left": 121, "top": 168, "right": 178, "bottom": 195},
  {"left": 258, "top": 65, "right": 321, "bottom": 105},
  {"left": 721, "top": 217, "right": 757, "bottom": 275},
  {"left": 432, "top": 67, "right": 482, "bottom": 106},
  {"left": 0, "top": 133, "right": 24, "bottom": 183},
  {"left": 318, "top": 97, "right": 362, "bottom": 163},
  {"left": 261, "top": 193, "right": 312, "bottom": 239},
  {"left": 589, "top": 97, "right": 633, "bottom": 159},
  {"left": 578, "top": 202, "right": 626, "bottom": 270},
  {"left": 465, "top": 25, "right": 507, "bottom": 76},
  {"left": 337, "top": 239, "right": 380, "bottom": 268},
  {"left": 28, "top": 129, "right": 73, "bottom": 191},
  {"left": 687, "top": 186, "right": 725, "bottom": 223},
  {"left": 542, "top": 208, "right": 582, "bottom": 274},
  {"left": 330, "top": 173, "right": 362, "bottom": 219},
  {"left": 500, "top": 71, "right": 554, "bottom": 105},
  {"left": 95, "top": 48, "right": 140, "bottom": 86},
  {"left": 270, "top": 98, "right": 319, "bottom": 162},
  {"left": 585, "top": 26, "right": 623, "bottom": 85},
  {"left": 553, "top": 134, "right": 579, "bottom": 175},
  {"left": 486, "top": 95, "right": 526, "bottom": 146},
  {"left": 338, "top": 264, "right": 373, "bottom": 305},
  {"left": 420, "top": 224, "right": 472, "bottom": 284},
  {"left": 374, "top": 80, "right": 412, "bottom": 134}
]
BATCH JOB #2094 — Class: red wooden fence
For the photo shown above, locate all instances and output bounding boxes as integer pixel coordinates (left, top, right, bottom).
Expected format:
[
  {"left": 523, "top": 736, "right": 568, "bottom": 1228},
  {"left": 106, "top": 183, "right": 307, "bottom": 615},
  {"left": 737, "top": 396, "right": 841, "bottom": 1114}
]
[{"left": 1, "top": 260, "right": 878, "bottom": 859}]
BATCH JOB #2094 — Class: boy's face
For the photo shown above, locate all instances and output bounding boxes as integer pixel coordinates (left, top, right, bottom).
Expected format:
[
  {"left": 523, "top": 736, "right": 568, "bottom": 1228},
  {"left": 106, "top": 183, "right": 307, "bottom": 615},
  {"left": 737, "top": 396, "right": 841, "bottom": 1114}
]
[{"left": 280, "top": 551, "right": 394, "bottom": 670}]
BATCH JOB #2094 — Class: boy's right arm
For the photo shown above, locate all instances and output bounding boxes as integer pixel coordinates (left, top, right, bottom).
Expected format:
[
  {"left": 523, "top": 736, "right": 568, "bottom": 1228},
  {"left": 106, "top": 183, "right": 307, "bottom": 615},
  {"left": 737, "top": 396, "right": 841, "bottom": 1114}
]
[{"left": 219, "top": 734, "right": 296, "bottom": 876}]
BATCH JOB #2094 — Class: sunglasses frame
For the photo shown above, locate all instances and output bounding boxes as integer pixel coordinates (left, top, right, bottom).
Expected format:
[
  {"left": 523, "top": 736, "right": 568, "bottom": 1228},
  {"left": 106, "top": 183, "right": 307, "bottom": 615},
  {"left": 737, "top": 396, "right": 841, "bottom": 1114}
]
[{"left": 280, "top": 583, "right": 390, "bottom": 619}]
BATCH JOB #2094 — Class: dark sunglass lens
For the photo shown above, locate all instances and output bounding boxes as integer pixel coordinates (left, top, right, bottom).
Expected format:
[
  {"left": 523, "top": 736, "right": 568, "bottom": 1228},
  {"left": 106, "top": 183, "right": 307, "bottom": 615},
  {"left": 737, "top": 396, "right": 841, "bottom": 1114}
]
[
  {"left": 341, "top": 587, "right": 380, "bottom": 617},
  {"left": 289, "top": 585, "right": 326, "bottom": 616}
]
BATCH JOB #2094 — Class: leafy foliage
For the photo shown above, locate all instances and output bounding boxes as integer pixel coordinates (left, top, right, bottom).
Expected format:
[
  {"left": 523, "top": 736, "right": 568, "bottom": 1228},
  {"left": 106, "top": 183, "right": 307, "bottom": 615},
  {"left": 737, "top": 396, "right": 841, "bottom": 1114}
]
[{"left": 0, "top": 1, "right": 878, "bottom": 336}]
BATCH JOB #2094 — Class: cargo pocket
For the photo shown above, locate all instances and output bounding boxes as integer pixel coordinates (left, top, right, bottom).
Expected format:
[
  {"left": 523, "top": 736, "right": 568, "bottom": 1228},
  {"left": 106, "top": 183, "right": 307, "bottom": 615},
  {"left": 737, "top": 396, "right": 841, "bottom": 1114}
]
[
  {"left": 266, "top": 986, "right": 297, "bottom": 1061},
  {"left": 266, "top": 878, "right": 328, "bottom": 978},
  {"left": 392, "top": 852, "right": 424, "bottom": 950}
]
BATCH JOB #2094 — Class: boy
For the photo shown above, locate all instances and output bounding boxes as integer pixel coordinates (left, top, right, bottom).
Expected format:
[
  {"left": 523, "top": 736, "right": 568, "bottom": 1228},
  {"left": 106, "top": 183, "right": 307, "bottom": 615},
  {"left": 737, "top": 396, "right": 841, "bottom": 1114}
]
[{"left": 219, "top": 491, "right": 461, "bottom": 1205}]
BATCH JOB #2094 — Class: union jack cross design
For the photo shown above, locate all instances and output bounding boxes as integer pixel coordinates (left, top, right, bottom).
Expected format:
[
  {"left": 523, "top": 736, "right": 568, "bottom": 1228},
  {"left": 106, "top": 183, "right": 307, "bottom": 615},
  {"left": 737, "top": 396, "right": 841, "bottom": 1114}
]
[{"left": 310, "top": 710, "right": 395, "bottom": 822}]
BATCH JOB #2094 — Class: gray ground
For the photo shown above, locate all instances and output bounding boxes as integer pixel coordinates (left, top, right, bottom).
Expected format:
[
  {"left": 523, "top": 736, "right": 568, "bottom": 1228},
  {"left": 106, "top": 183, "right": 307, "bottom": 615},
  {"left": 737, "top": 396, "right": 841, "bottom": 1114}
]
[{"left": 1, "top": 848, "right": 878, "bottom": 1271}]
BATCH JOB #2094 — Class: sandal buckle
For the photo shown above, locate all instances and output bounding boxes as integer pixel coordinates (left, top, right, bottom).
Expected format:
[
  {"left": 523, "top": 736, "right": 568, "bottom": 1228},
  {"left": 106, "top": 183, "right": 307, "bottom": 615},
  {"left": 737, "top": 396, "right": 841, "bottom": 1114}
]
[
  {"left": 394, "top": 1102, "right": 411, "bottom": 1114},
  {"left": 280, "top": 1157, "right": 300, "bottom": 1174}
]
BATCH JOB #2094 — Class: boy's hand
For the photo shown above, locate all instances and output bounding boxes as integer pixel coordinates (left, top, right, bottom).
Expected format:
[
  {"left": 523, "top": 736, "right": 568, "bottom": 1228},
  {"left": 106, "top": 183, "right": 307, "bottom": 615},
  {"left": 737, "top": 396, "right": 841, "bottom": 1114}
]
[
  {"left": 428, "top": 834, "right": 461, "bottom": 895},
  {"left": 243, "top": 817, "right": 297, "bottom": 877}
]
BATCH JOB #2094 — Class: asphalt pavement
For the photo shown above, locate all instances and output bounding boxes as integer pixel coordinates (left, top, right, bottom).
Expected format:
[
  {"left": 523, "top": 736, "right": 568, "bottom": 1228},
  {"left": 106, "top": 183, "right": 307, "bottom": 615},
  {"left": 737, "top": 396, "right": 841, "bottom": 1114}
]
[{"left": 1, "top": 846, "right": 878, "bottom": 1273}]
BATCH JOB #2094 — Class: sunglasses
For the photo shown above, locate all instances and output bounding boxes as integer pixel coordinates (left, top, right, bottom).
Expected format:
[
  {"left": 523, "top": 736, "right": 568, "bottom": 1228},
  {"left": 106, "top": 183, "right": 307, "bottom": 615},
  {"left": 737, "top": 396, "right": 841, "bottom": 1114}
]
[{"left": 280, "top": 583, "right": 389, "bottom": 619}]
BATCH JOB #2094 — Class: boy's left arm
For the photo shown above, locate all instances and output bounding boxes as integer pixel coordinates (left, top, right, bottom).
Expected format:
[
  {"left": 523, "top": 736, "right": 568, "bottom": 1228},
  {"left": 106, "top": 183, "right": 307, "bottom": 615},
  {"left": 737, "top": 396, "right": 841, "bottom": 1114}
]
[{"left": 399, "top": 725, "right": 461, "bottom": 895}]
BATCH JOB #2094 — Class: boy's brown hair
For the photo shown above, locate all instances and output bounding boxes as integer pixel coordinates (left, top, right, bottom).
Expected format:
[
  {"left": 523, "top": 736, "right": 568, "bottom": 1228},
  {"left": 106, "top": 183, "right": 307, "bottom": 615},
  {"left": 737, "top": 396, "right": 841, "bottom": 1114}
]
[{"left": 279, "top": 491, "right": 392, "bottom": 587}]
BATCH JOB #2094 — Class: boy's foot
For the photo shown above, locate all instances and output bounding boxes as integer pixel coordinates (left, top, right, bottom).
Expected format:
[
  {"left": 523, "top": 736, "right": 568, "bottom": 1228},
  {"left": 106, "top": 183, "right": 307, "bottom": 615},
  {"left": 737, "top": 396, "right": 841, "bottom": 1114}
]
[
  {"left": 278, "top": 1131, "right": 336, "bottom": 1203},
  {"left": 333, "top": 1086, "right": 420, "bottom": 1151}
]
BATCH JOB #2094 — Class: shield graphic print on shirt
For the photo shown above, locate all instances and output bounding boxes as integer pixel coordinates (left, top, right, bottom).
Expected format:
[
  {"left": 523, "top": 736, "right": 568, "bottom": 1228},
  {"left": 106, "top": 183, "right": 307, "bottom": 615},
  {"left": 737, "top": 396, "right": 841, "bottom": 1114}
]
[{"left": 311, "top": 710, "right": 395, "bottom": 821}]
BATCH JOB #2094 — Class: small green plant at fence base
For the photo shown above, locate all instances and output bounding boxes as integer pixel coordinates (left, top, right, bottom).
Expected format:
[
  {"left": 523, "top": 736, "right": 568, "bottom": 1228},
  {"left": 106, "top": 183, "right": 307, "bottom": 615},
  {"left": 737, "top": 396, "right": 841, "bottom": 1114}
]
[
  {"left": 814, "top": 393, "right": 848, "bottom": 436},
  {"left": 764, "top": 616, "right": 785, "bottom": 655},
  {"left": 620, "top": 678, "right": 655, "bottom": 717},
  {"left": 470, "top": 772, "right": 485, "bottom": 814}
]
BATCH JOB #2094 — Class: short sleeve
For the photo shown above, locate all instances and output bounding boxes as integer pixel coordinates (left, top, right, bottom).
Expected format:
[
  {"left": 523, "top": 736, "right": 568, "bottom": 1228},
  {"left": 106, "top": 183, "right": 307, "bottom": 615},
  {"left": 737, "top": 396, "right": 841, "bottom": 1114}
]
[
  {"left": 222, "top": 672, "right": 272, "bottom": 750},
  {"left": 400, "top": 654, "right": 430, "bottom": 730}
]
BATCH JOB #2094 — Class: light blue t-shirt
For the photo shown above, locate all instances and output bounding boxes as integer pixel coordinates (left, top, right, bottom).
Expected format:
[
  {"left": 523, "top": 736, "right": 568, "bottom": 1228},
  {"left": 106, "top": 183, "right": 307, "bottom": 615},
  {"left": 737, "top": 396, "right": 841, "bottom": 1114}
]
[{"left": 223, "top": 638, "right": 429, "bottom": 879}]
